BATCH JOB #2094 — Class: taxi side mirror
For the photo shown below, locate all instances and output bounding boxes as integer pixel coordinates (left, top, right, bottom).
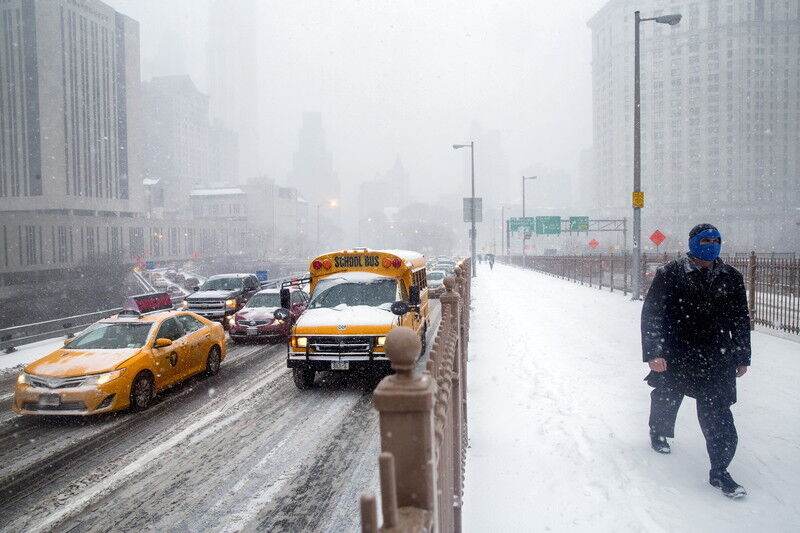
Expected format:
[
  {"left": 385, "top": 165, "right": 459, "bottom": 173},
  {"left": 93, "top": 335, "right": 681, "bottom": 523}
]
[
  {"left": 280, "top": 288, "right": 291, "bottom": 310},
  {"left": 193, "top": 286, "right": 200, "bottom": 292},
  {"left": 273, "top": 308, "right": 291, "bottom": 321},
  {"left": 154, "top": 338, "right": 173, "bottom": 348},
  {"left": 391, "top": 301, "right": 410, "bottom": 316},
  {"left": 409, "top": 285, "right": 421, "bottom": 306}
]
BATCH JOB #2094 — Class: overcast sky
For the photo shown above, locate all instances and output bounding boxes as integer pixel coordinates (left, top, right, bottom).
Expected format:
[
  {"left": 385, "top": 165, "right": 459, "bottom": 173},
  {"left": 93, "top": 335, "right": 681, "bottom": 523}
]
[{"left": 108, "top": 0, "right": 608, "bottom": 204}]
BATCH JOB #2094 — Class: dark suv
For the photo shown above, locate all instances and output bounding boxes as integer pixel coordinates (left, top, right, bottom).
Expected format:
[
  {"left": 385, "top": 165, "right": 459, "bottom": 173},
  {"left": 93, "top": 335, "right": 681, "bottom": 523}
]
[{"left": 182, "top": 273, "right": 262, "bottom": 327}]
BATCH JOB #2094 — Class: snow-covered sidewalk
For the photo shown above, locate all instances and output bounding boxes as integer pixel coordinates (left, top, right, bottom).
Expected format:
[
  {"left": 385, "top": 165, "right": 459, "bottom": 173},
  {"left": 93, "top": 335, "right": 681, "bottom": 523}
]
[{"left": 463, "top": 263, "right": 800, "bottom": 532}]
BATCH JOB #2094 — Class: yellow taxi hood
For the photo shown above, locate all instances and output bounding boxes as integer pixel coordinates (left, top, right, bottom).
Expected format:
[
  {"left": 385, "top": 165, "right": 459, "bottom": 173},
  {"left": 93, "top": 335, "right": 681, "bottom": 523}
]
[
  {"left": 293, "top": 305, "right": 397, "bottom": 336},
  {"left": 25, "top": 348, "right": 140, "bottom": 377}
]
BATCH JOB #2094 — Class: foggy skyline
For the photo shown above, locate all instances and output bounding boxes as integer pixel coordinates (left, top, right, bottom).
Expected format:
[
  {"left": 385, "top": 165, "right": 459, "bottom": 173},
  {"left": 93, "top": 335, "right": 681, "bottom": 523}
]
[{"left": 107, "top": 0, "right": 607, "bottom": 204}]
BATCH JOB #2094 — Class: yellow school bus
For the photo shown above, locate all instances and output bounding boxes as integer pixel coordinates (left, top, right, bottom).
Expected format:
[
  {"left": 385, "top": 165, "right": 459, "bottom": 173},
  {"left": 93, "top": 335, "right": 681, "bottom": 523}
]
[{"left": 281, "top": 248, "right": 429, "bottom": 389}]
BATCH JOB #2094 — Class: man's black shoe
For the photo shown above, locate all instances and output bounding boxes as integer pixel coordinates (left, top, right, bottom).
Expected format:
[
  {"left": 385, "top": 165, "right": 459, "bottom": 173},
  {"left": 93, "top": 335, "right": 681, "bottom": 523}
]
[
  {"left": 649, "top": 429, "right": 670, "bottom": 454},
  {"left": 709, "top": 469, "right": 747, "bottom": 499}
]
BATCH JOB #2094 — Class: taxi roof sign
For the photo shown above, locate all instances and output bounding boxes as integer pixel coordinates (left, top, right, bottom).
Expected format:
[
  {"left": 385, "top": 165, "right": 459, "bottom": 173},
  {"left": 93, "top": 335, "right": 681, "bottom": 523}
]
[{"left": 123, "top": 292, "right": 174, "bottom": 315}]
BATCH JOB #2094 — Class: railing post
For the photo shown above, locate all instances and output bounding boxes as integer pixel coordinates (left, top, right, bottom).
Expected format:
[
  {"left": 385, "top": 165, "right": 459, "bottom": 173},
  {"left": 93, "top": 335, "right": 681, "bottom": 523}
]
[
  {"left": 373, "top": 327, "right": 437, "bottom": 526},
  {"left": 748, "top": 251, "right": 757, "bottom": 330}
]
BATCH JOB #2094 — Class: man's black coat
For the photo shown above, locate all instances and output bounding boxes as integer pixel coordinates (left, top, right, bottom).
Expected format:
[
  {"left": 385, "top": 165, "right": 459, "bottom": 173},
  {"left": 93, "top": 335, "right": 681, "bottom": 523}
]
[{"left": 641, "top": 255, "right": 751, "bottom": 405}]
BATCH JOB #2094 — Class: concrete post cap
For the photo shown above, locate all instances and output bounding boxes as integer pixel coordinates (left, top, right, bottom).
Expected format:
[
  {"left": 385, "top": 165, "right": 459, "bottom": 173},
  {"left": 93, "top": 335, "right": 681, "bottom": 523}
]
[{"left": 385, "top": 326, "right": 421, "bottom": 374}]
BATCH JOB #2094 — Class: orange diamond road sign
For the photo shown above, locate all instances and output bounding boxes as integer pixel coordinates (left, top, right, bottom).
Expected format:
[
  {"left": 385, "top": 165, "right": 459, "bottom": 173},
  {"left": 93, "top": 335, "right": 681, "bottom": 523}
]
[
  {"left": 650, "top": 230, "right": 666, "bottom": 246},
  {"left": 588, "top": 239, "right": 599, "bottom": 249}
]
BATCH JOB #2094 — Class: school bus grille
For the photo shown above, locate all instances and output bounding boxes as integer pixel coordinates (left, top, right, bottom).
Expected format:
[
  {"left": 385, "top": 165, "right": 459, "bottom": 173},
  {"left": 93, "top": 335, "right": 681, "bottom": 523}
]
[{"left": 309, "top": 336, "right": 373, "bottom": 354}]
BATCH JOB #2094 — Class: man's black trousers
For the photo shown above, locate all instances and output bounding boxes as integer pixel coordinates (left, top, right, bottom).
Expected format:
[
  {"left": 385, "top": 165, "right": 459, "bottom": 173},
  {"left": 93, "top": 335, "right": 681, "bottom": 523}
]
[{"left": 649, "top": 385, "right": 738, "bottom": 471}]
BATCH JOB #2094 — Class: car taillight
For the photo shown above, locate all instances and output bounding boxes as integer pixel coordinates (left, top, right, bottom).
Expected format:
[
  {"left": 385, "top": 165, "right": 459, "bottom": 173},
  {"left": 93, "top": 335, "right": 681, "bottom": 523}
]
[{"left": 312, "top": 260, "right": 323, "bottom": 270}]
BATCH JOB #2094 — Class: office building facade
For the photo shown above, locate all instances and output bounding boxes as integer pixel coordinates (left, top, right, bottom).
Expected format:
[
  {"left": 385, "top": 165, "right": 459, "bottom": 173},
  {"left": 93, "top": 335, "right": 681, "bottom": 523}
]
[{"left": 588, "top": 0, "right": 800, "bottom": 251}]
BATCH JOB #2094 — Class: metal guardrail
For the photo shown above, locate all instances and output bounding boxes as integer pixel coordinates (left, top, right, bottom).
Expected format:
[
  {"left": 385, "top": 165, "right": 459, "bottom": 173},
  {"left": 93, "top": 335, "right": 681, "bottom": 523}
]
[
  {"left": 0, "top": 273, "right": 307, "bottom": 355},
  {"left": 1, "top": 308, "right": 124, "bottom": 354}
]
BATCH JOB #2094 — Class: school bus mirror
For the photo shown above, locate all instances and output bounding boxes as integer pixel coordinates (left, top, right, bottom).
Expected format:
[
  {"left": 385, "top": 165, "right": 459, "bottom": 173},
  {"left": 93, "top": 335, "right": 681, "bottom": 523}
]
[
  {"left": 409, "top": 285, "right": 421, "bottom": 306},
  {"left": 391, "top": 301, "right": 410, "bottom": 316},
  {"left": 280, "top": 288, "right": 291, "bottom": 309}
]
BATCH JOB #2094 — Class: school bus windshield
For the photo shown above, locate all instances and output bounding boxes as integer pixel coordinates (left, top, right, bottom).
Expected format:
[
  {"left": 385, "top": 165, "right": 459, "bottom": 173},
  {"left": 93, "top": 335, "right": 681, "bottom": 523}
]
[{"left": 309, "top": 276, "right": 397, "bottom": 309}]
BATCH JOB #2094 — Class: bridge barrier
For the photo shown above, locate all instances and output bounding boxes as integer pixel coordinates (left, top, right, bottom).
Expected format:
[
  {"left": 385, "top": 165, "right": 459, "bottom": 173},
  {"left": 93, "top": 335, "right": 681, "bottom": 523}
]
[
  {"left": 503, "top": 252, "right": 799, "bottom": 336},
  {"left": 360, "top": 259, "right": 471, "bottom": 533}
]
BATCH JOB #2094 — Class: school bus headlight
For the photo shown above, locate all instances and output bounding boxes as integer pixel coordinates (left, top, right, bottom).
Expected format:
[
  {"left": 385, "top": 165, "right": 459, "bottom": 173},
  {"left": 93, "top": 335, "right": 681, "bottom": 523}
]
[
  {"left": 85, "top": 368, "right": 126, "bottom": 386},
  {"left": 376, "top": 336, "right": 387, "bottom": 347},
  {"left": 292, "top": 337, "right": 308, "bottom": 348}
]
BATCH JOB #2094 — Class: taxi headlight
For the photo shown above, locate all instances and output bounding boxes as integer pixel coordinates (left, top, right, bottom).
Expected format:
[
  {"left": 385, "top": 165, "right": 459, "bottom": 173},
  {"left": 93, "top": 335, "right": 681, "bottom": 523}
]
[
  {"left": 225, "top": 299, "right": 238, "bottom": 308},
  {"left": 85, "top": 368, "right": 126, "bottom": 386},
  {"left": 17, "top": 373, "right": 30, "bottom": 385},
  {"left": 376, "top": 336, "right": 387, "bottom": 347}
]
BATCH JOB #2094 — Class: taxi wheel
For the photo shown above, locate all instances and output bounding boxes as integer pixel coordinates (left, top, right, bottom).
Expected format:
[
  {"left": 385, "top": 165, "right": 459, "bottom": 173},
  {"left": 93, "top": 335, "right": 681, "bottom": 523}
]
[
  {"left": 130, "top": 372, "right": 154, "bottom": 411},
  {"left": 293, "top": 368, "right": 315, "bottom": 389},
  {"left": 205, "top": 345, "right": 222, "bottom": 377}
]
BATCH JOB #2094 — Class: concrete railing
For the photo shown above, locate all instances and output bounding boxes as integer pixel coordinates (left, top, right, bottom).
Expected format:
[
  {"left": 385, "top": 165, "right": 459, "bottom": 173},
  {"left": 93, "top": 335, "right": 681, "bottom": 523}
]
[{"left": 360, "top": 259, "right": 471, "bottom": 532}]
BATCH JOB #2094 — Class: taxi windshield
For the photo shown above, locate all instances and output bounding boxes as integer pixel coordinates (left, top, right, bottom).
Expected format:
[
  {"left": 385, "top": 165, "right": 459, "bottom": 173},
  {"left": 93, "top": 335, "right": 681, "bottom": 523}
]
[
  {"left": 246, "top": 293, "right": 282, "bottom": 308},
  {"left": 309, "top": 277, "right": 397, "bottom": 309},
  {"left": 67, "top": 322, "right": 153, "bottom": 350},
  {"left": 200, "top": 278, "right": 244, "bottom": 291}
]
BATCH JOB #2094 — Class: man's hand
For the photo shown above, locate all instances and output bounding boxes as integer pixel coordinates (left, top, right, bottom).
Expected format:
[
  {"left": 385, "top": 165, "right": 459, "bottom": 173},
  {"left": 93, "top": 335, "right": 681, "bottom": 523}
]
[
  {"left": 648, "top": 358, "right": 667, "bottom": 372},
  {"left": 736, "top": 366, "right": 748, "bottom": 377}
]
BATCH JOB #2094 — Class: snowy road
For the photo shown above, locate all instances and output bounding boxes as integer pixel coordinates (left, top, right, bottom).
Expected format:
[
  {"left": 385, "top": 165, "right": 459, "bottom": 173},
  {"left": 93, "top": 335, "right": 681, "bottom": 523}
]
[
  {"left": 464, "top": 263, "right": 800, "bottom": 532},
  {"left": 0, "top": 300, "right": 440, "bottom": 532}
]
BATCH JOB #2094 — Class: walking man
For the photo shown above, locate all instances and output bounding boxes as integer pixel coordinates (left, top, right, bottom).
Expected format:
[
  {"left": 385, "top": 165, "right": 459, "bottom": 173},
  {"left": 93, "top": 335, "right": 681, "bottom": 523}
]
[{"left": 641, "top": 223, "right": 751, "bottom": 498}]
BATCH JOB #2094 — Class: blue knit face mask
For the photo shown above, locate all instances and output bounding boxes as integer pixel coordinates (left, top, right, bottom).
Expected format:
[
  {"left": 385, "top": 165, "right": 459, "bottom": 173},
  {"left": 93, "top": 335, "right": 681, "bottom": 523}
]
[{"left": 688, "top": 228, "right": 722, "bottom": 261}]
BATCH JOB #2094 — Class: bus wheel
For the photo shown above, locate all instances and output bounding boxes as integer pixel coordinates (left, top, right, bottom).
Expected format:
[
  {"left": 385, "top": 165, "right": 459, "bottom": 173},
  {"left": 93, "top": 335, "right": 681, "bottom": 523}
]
[{"left": 293, "top": 368, "right": 316, "bottom": 389}]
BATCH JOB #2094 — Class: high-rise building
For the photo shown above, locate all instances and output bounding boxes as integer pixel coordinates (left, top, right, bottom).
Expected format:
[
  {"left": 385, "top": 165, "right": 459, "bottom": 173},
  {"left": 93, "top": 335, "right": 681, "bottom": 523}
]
[
  {"left": 0, "top": 0, "right": 142, "bottom": 215},
  {"left": 288, "top": 112, "right": 340, "bottom": 205},
  {"left": 588, "top": 0, "right": 800, "bottom": 251},
  {"left": 141, "top": 75, "right": 209, "bottom": 217},
  {"left": 207, "top": 0, "right": 260, "bottom": 181}
]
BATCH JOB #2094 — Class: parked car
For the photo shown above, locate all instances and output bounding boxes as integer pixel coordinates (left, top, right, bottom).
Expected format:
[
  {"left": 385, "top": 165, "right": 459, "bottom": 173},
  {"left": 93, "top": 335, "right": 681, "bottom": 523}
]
[
  {"left": 182, "top": 273, "right": 262, "bottom": 328},
  {"left": 230, "top": 287, "right": 308, "bottom": 342}
]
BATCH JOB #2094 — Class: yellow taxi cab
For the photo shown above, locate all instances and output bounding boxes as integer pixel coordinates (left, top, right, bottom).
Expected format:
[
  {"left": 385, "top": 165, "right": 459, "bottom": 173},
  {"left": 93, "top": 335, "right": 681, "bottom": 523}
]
[{"left": 12, "top": 293, "right": 227, "bottom": 415}]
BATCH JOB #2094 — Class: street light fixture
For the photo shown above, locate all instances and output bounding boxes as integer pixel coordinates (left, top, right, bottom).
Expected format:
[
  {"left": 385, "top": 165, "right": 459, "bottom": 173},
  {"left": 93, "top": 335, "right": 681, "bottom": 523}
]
[
  {"left": 453, "top": 142, "right": 477, "bottom": 277},
  {"left": 631, "top": 10, "right": 681, "bottom": 300},
  {"left": 521, "top": 176, "right": 537, "bottom": 267}
]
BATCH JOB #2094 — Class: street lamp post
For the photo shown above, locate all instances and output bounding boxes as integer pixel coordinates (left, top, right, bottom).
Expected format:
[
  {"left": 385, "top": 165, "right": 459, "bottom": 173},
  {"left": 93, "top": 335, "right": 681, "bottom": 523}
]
[
  {"left": 453, "top": 142, "right": 477, "bottom": 277},
  {"left": 521, "top": 176, "right": 537, "bottom": 268},
  {"left": 632, "top": 10, "right": 681, "bottom": 300}
]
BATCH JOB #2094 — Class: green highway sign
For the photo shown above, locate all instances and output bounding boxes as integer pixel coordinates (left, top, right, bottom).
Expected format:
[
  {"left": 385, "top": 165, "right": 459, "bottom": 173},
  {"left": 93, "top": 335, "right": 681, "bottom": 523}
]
[
  {"left": 508, "top": 217, "right": 535, "bottom": 232},
  {"left": 536, "top": 216, "right": 561, "bottom": 235},
  {"left": 569, "top": 216, "right": 590, "bottom": 231}
]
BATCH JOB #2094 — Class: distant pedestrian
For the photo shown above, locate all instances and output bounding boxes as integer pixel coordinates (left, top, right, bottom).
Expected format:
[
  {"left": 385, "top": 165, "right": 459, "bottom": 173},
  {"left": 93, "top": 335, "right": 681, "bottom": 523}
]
[
  {"left": 641, "top": 223, "right": 751, "bottom": 498},
  {"left": 488, "top": 254, "right": 495, "bottom": 270}
]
